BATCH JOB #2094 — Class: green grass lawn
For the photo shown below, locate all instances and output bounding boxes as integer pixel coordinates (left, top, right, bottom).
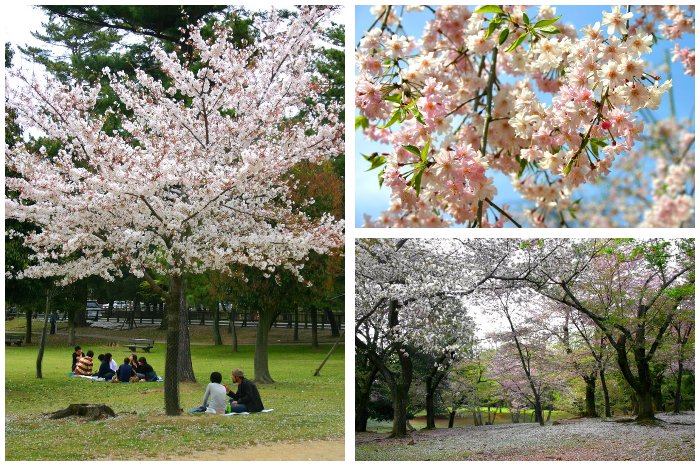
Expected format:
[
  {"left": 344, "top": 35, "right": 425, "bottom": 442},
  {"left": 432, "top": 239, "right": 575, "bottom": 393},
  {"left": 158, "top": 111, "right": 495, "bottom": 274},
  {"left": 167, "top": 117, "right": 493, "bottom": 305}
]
[{"left": 5, "top": 339, "right": 344, "bottom": 460}]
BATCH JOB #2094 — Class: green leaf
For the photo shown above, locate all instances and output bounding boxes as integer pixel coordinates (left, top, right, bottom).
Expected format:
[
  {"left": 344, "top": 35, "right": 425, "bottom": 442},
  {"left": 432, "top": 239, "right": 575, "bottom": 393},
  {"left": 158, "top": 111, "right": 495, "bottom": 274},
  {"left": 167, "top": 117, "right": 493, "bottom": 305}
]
[
  {"left": 420, "top": 138, "right": 431, "bottom": 162},
  {"left": 402, "top": 145, "right": 422, "bottom": 158},
  {"left": 378, "top": 110, "right": 401, "bottom": 129},
  {"left": 534, "top": 16, "right": 561, "bottom": 28},
  {"left": 474, "top": 5, "right": 505, "bottom": 15},
  {"left": 362, "top": 153, "right": 387, "bottom": 171},
  {"left": 486, "top": 20, "right": 498, "bottom": 38},
  {"left": 563, "top": 155, "right": 576, "bottom": 176},
  {"left": 498, "top": 28, "right": 510, "bottom": 45},
  {"left": 539, "top": 25, "right": 561, "bottom": 34},
  {"left": 505, "top": 32, "right": 528, "bottom": 52},
  {"left": 523, "top": 12, "right": 530, "bottom": 25},
  {"left": 384, "top": 93, "right": 402, "bottom": 104},
  {"left": 410, "top": 168, "right": 425, "bottom": 196},
  {"left": 517, "top": 156, "right": 527, "bottom": 177},
  {"left": 355, "top": 115, "right": 369, "bottom": 131},
  {"left": 378, "top": 167, "right": 386, "bottom": 188},
  {"left": 410, "top": 106, "right": 426, "bottom": 125}
]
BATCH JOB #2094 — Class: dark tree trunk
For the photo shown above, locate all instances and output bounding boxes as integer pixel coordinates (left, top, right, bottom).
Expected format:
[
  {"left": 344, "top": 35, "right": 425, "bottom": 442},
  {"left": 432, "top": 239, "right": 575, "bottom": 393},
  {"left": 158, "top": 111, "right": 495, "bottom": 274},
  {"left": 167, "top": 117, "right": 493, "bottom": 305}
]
[
  {"left": 229, "top": 309, "right": 238, "bottom": 352},
  {"left": 356, "top": 365, "right": 378, "bottom": 432},
  {"left": 25, "top": 307, "right": 33, "bottom": 344},
  {"left": 391, "top": 379, "right": 410, "bottom": 437},
  {"left": 159, "top": 302, "right": 167, "bottom": 330},
  {"left": 254, "top": 307, "right": 278, "bottom": 383},
  {"left": 674, "top": 362, "right": 683, "bottom": 414},
  {"left": 293, "top": 307, "right": 299, "bottom": 342},
  {"left": 533, "top": 397, "right": 545, "bottom": 426},
  {"left": 600, "top": 368, "right": 612, "bottom": 417},
  {"left": 325, "top": 309, "right": 340, "bottom": 337},
  {"left": 73, "top": 283, "right": 88, "bottom": 327},
  {"left": 583, "top": 375, "right": 598, "bottom": 417},
  {"left": 212, "top": 301, "right": 222, "bottom": 346},
  {"left": 36, "top": 290, "right": 51, "bottom": 378},
  {"left": 637, "top": 390, "right": 655, "bottom": 421},
  {"left": 425, "top": 388, "right": 436, "bottom": 429},
  {"left": 448, "top": 410, "right": 456, "bottom": 428},
  {"left": 310, "top": 307, "right": 319, "bottom": 349},
  {"left": 164, "top": 274, "right": 183, "bottom": 415},
  {"left": 177, "top": 281, "right": 196, "bottom": 383}
]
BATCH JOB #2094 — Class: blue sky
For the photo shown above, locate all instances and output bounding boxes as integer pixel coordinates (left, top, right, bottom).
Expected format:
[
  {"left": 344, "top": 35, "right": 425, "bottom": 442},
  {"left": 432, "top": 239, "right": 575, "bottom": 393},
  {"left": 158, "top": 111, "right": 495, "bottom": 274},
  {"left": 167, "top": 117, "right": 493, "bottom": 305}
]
[{"left": 355, "top": 5, "right": 695, "bottom": 227}]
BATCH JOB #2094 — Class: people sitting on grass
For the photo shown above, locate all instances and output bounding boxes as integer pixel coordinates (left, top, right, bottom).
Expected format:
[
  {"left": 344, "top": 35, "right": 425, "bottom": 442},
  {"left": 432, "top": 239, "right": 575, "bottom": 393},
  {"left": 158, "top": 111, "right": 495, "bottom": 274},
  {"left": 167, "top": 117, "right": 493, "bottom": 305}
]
[
  {"left": 135, "top": 356, "right": 158, "bottom": 382},
  {"left": 190, "top": 372, "right": 228, "bottom": 414},
  {"left": 226, "top": 368, "right": 264, "bottom": 413},
  {"left": 71, "top": 346, "right": 84, "bottom": 372},
  {"left": 96, "top": 353, "right": 116, "bottom": 380},
  {"left": 73, "top": 350, "right": 94, "bottom": 375},
  {"left": 107, "top": 352, "right": 118, "bottom": 374},
  {"left": 117, "top": 357, "right": 137, "bottom": 383},
  {"left": 128, "top": 353, "right": 139, "bottom": 372}
]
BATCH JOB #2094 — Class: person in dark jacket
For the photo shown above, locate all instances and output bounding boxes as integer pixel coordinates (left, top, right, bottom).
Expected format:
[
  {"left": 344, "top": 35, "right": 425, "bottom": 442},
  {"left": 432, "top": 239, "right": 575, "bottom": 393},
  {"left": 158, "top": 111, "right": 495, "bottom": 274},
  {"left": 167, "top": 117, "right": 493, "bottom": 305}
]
[
  {"left": 226, "top": 368, "right": 264, "bottom": 413},
  {"left": 96, "top": 353, "right": 116, "bottom": 380},
  {"left": 71, "top": 346, "right": 84, "bottom": 371},
  {"left": 117, "top": 357, "right": 137, "bottom": 382},
  {"left": 135, "top": 356, "right": 158, "bottom": 382}
]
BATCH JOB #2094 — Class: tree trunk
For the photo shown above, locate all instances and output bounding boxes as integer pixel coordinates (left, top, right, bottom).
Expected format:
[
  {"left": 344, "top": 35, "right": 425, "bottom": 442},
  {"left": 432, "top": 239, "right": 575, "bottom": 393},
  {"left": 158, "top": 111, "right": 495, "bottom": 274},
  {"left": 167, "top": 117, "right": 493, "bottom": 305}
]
[
  {"left": 212, "top": 301, "right": 222, "bottom": 346},
  {"left": 583, "top": 376, "right": 598, "bottom": 417},
  {"left": 356, "top": 365, "right": 378, "bottom": 432},
  {"left": 253, "top": 307, "right": 278, "bottom": 383},
  {"left": 425, "top": 386, "right": 436, "bottom": 429},
  {"left": 636, "top": 390, "right": 655, "bottom": 421},
  {"left": 164, "top": 274, "right": 182, "bottom": 415},
  {"left": 390, "top": 380, "right": 409, "bottom": 437},
  {"left": 25, "top": 306, "right": 33, "bottom": 344},
  {"left": 314, "top": 331, "right": 343, "bottom": 376},
  {"left": 310, "top": 307, "right": 319, "bottom": 349},
  {"left": 293, "top": 307, "right": 299, "bottom": 342},
  {"left": 229, "top": 309, "right": 238, "bottom": 352},
  {"left": 73, "top": 283, "right": 88, "bottom": 327},
  {"left": 177, "top": 281, "right": 196, "bottom": 383},
  {"left": 448, "top": 410, "right": 456, "bottom": 428},
  {"left": 325, "top": 309, "right": 340, "bottom": 337},
  {"left": 674, "top": 362, "right": 683, "bottom": 414},
  {"left": 600, "top": 368, "right": 612, "bottom": 417},
  {"left": 533, "top": 397, "right": 545, "bottom": 426},
  {"left": 67, "top": 308, "right": 76, "bottom": 346},
  {"left": 159, "top": 302, "right": 167, "bottom": 330},
  {"left": 36, "top": 290, "right": 51, "bottom": 378}
]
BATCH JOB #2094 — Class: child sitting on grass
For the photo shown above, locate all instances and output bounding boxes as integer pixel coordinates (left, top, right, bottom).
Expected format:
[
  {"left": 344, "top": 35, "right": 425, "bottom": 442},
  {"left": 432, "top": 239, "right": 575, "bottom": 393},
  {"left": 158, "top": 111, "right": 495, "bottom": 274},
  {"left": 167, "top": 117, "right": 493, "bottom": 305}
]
[
  {"left": 116, "top": 357, "right": 137, "bottom": 383},
  {"left": 190, "top": 372, "right": 228, "bottom": 414}
]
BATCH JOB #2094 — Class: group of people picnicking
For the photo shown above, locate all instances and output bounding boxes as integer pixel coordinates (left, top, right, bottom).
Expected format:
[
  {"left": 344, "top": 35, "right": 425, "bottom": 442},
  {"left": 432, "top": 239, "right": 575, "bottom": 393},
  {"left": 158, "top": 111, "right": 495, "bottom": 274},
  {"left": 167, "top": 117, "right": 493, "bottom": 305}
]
[
  {"left": 190, "top": 369, "right": 264, "bottom": 414},
  {"left": 71, "top": 346, "right": 159, "bottom": 382}
]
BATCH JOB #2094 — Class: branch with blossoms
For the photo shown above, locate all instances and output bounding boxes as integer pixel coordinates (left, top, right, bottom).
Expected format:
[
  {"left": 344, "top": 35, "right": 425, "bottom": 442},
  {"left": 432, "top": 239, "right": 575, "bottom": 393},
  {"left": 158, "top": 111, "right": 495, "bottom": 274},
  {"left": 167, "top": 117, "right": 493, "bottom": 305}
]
[{"left": 357, "top": 5, "right": 693, "bottom": 227}]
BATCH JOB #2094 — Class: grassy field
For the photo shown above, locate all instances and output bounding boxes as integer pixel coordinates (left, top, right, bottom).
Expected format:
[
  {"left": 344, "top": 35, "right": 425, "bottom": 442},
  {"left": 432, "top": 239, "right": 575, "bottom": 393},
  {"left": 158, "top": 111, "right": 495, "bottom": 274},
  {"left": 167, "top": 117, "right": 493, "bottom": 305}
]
[
  {"left": 5, "top": 326, "right": 344, "bottom": 460},
  {"left": 367, "top": 408, "right": 575, "bottom": 432}
]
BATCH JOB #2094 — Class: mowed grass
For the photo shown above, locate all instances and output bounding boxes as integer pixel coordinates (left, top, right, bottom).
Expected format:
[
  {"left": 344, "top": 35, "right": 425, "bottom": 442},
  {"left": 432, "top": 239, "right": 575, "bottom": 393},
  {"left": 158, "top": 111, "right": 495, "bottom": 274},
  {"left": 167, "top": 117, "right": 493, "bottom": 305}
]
[{"left": 5, "top": 339, "right": 344, "bottom": 460}]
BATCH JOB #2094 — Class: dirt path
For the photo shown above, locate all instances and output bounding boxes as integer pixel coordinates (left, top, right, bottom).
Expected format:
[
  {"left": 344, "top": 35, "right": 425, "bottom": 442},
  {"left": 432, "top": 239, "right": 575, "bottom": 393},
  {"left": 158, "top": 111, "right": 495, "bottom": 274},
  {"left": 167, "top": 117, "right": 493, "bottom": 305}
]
[{"left": 166, "top": 438, "right": 345, "bottom": 461}]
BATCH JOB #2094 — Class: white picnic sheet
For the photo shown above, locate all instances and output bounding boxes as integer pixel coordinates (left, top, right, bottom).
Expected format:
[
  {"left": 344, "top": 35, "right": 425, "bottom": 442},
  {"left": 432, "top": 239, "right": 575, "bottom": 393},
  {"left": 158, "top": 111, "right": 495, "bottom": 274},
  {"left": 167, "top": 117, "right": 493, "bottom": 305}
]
[
  {"left": 69, "top": 373, "right": 163, "bottom": 382},
  {"left": 224, "top": 408, "right": 274, "bottom": 416}
]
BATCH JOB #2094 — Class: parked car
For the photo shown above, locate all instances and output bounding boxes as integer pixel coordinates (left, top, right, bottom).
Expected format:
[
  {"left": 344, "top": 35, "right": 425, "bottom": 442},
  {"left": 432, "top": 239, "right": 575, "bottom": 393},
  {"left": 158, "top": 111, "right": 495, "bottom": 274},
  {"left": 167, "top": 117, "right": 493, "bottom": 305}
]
[
  {"left": 86, "top": 301, "right": 102, "bottom": 321},
  {"left": 5, "top": 307, "right": 17, "bottom": 320}
]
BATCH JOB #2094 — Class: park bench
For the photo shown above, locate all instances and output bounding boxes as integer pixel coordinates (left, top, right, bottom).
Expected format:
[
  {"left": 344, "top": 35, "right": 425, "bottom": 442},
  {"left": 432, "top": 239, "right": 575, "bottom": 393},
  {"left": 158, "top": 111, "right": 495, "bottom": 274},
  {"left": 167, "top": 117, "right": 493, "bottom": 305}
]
[
  {"left": 5, "top": 333, "right": 25, "bottom": 346},
  {"left": 124, "top": 338, "right": 154, "bottom": 352}
]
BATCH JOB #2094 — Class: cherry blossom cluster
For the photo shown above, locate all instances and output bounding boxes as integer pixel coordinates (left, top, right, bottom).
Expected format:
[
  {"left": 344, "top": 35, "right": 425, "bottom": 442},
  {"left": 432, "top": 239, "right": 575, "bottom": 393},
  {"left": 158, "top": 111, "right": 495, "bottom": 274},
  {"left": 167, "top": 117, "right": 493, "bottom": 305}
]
[
  {"left": 357, "top": 5, "right": 693, "bottom": 227},
  {"left": 632, "top": 5, "right": 695, "bottom": 76},
  {"left": 6, "top": 7, "right": 344, "bottom": 285}
]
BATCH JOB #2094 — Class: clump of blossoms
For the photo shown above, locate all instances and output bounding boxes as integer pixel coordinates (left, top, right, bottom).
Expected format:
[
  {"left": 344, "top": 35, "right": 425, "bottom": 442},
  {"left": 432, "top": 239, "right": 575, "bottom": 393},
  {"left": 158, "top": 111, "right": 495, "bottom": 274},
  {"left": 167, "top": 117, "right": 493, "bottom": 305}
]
[{"left": 357, "top": 5, "right": 694, "bottom": 227}]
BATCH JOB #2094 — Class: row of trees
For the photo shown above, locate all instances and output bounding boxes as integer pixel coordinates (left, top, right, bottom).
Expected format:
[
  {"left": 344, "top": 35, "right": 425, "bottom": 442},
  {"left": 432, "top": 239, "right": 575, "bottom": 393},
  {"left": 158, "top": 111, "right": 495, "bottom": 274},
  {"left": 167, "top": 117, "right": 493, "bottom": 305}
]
[
  {"left": 356, "top": 238, "right": 694, "bottom": 437},
  {"left": 6, "top": 6, "right": 344, "bottom": 415}
]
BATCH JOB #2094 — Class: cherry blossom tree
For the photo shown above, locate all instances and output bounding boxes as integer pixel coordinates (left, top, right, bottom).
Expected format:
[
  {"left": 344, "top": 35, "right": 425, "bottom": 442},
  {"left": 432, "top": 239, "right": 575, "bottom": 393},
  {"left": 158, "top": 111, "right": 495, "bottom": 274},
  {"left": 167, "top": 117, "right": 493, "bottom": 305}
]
[
  {"left": 355, "top": 238, "right": 505, "bottom": 437},
  {"left": 491, "top": 238, "right": 694, "bottom": 421},
  {"left": 6, "top": 7, "right": 343, "bottom": 415},
  {"left": 356, "top": 5, "right": 694, "bottom": 227}
]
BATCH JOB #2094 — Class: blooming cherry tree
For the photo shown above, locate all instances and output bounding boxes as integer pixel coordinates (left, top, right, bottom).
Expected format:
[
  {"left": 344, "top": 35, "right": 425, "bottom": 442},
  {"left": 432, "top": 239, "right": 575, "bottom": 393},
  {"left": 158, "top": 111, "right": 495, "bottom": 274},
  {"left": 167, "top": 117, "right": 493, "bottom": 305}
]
[
  {"left": 6, "top": 7, "right": 344, "bottom": 415},
  {"left": 356, "top": 5, "right": 694, "bottom": 227}
]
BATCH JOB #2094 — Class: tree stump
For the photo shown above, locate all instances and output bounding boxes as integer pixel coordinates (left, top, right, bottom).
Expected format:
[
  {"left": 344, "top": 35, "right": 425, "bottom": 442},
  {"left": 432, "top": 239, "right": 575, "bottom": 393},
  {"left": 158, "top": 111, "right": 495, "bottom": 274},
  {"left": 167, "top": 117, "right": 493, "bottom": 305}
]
[{"left": 48, "top": 404, "right": 116, "bottom": 421}]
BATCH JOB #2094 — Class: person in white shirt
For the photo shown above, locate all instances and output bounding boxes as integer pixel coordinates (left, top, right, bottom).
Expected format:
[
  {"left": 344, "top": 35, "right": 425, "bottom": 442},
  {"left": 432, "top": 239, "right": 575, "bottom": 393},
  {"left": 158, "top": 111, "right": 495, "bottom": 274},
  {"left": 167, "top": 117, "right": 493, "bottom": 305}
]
[{"left": 190, "top": 372, "right": 228, "bottom": 414}]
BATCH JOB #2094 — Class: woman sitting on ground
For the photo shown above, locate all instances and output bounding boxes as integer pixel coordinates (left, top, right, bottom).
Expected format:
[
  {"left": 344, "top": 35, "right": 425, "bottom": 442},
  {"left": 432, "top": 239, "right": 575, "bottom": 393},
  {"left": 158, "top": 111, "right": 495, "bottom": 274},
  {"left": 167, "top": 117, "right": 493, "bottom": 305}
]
[
  {"left": 190, "top": 372, "right": 228, "bottom": 414},
  {"left": 135, "top": 356, "right": 158, "bottom": 382}
]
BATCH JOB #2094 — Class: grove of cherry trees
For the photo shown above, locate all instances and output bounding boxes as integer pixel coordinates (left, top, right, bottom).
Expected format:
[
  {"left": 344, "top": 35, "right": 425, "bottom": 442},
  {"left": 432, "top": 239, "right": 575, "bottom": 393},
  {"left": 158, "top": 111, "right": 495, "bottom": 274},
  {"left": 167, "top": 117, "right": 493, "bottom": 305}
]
[
  {"left": 355, "top": 238, "right": 694, "bottom": 444},
  {"left": 356, "top": 5, "right": 695, "bottom": 227}
]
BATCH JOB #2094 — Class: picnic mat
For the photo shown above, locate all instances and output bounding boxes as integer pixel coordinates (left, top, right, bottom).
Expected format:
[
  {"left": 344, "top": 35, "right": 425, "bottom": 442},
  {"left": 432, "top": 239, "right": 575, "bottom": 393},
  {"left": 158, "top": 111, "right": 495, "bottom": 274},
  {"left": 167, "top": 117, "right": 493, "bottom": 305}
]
[
  {"left": 224, "top": 409, "right": 274, "bottom": 416},
  {"left": 68, "top": 373, "right": 164, "bottom": 382}
]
